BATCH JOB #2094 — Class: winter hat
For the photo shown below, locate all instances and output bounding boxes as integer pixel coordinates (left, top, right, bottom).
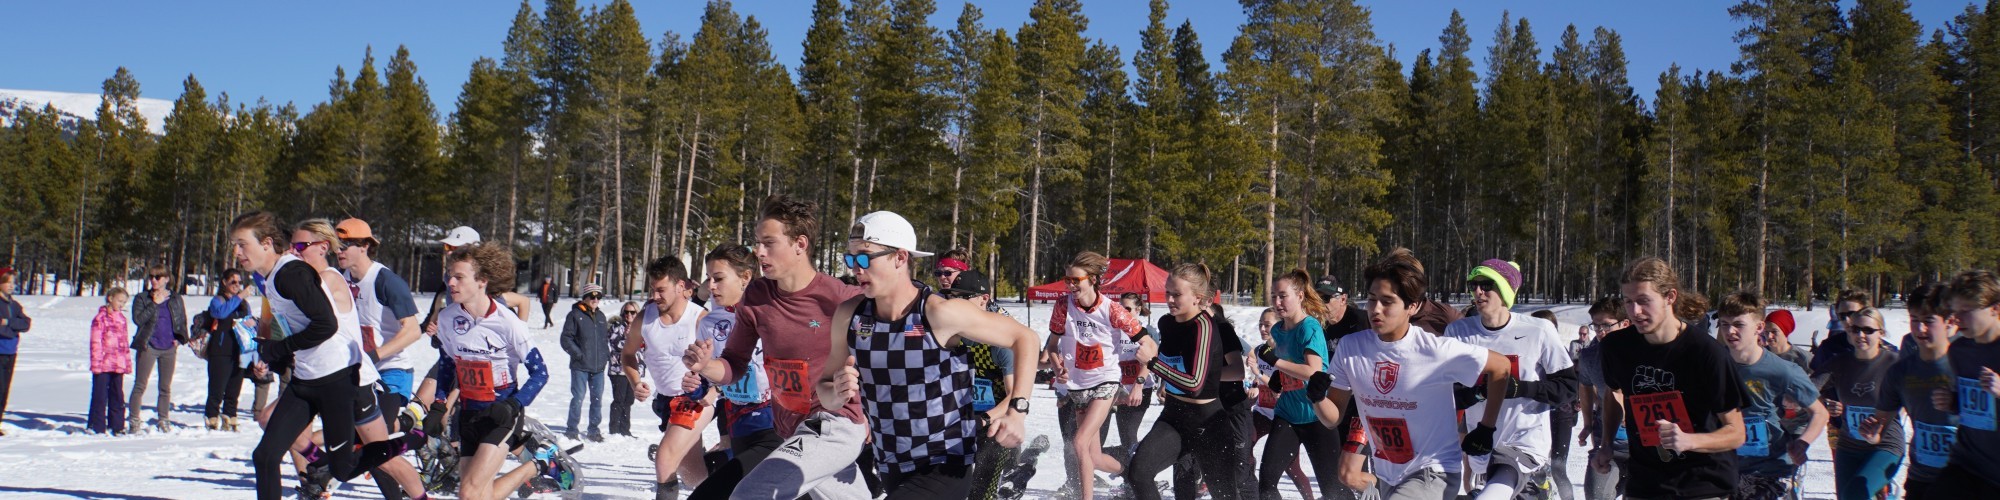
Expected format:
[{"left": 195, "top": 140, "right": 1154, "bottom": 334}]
[
  {"left": 1466, "top": 259, "right": 1523, "bottom": 308},
  {"left": 580, "top": 283, "right": 604, "bottom": 298},
  {"left": 1766, "top": 309, "right": 1795, "bottom": 335},
  {"left": 850, "top": 211, "right": 933, "bottom": 257}
]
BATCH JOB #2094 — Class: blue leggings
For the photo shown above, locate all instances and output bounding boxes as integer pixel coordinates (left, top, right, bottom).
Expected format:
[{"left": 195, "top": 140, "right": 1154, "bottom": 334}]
[{"left": 1833, "top": 447, "right": 1903, "bottom": 500}]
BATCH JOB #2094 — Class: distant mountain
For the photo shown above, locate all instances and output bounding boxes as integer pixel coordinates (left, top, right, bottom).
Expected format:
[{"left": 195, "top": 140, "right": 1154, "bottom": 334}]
[{"left": 0, "top": 88, "right": 172, "bottom": 135}]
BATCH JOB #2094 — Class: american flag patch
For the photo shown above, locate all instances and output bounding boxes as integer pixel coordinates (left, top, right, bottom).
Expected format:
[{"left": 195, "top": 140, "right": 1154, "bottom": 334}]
[{"left": 905, "top": 324, "right": 927, "bottom": 337}]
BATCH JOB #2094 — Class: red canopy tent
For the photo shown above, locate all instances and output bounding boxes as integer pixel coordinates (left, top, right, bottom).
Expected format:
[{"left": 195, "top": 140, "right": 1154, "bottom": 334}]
[{"left": 1027, "top": 258, "right": 1172, "bottom": 303}]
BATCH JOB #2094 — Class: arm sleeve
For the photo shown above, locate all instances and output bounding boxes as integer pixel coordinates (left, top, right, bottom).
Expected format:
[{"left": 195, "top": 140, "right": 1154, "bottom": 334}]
[
  {"left": 435, "top": 356, "right": 457, "bottom": 402},
  {"left": 1533, "top": 367, "right": 1581, "bottom": 407},
  {"left": 1150, "top": 317, "right": 1214, "bottom": 394},
  {"left": 274, "top": 264, "right": 340, "bottom": 352},
  {"left": 377, "top": 272, "right": 419, "bottom": 319},
  {"left": 508, "top": 317, "right": 549, "bottom": 406},
  {"left": 1048, "top": 297, "right": 1069, "bottom": 335}
]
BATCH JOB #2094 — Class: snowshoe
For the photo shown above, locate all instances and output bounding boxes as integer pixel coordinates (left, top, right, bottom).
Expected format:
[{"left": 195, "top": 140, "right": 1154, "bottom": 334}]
[
  {"left": 296, "top": 463, "right": 333, "bottom": 500},
  {"left": 995, "top": 435, "right": 1051, "bottom": 500},
  {"left": 514, "top": 417, "right": 586, "bottom": 498},
  {"left": 417, "top": 435, "right": 461, "bottom": 495}
]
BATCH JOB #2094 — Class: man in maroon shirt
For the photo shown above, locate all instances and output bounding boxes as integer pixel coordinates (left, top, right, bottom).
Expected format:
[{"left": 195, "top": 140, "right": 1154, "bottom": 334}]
[{"left": 689, "top": 195, "right": 872, "bottom": 499}]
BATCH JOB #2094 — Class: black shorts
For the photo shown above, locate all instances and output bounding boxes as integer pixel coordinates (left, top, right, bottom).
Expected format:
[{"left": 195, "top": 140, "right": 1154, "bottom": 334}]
[
  {"left": 456, "top": 402, "right": 525, "bottom": 453},
  {"left": 353, "top": 384, "right": 384, "bottom": 425}
]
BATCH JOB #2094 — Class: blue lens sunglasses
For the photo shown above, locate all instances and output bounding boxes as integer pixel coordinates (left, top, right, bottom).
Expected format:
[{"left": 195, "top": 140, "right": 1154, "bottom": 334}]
[{"left": 842, "top": 249, "right": 899, "bottom": 269}]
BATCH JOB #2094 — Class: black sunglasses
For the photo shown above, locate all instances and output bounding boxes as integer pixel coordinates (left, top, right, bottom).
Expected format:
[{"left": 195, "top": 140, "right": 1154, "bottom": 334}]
[
  {"left": 1471, "top": 280, "right": 1499, "bottom": 293},
  {"left": 935, "top": 269, "right": 961, "bottom": 278},
  {"left": 1850, "top": 326, "right": 1883, "bottom": 336}
]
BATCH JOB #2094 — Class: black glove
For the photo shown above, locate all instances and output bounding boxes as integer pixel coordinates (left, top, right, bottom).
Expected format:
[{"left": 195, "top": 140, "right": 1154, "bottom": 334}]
[
  {"left": 423, "top": 401, "right": 448, "bottom": 437},
  {"left": 259, "top": 341, "right": 295, "bottom": 375},
  {"left": 1454, "top": 383, "right": 1486, "bottom": 410},
  {"left": 1257, "top": 345, "right": 1280, "bottom": 367},
  {"left": 1462, "top": 423, "right": 1497, "bottom": 456},
  {"left": 1307, "top": 372, "right": 1332, "bottom": 402}
]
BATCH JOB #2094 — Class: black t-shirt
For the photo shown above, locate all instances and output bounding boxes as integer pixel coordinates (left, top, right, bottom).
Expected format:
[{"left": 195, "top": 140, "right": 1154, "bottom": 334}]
[
  {"left": 1324, "top": 304, "right": 1369, "bottom": 338},
  {"left": 1600, "top": 323, "right": 1749, "bottom": 499}
]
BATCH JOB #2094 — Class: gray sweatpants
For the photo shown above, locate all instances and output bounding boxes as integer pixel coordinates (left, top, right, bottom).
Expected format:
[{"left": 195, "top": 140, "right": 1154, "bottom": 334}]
[
  {"left": 1378, "top": 467, "right": 1462, "bottom": 500},
  {"left": 128, "top": 345, "right": 177, "bottom": 430},
  {"left": 730, "top": 412, "right": 873, "bottom": 500}
]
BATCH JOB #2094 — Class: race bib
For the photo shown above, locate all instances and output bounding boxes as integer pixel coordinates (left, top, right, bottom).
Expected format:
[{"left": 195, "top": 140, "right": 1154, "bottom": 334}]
[
  {"left": 768, "top": 358, "right": 813, "bottom": 414},
  {"left": 1157, "top": 355, "right": 1188, "bottom": 396},
  {"left": 1367, "top": 417, "right": 1415, "bottom": 464},
  {"left": 1960, "top": 377, "right": 1996, "bottom": 431},
  {"left": 1120, "top": 361, "right": 1142, "bottom": 385},
  {"left": 1912, "top": 420, "right": 1957, "bottom": 469},
  {"left": 1843, "top": 405, "right": 1876, "bottom": 441},
  {"left": 1076, "top": 344, "right": 1105, "bottom": 370},
  {"left": 1257, "top": 383, "right": 1279, "bottom": 409},
  {"left": 1741, "top": 414, "right": 1772, "bottom": 458},
  {"left": 971, "top": 378, "right": 998, "bottom": 412},
  {"left": 720, "top": 364, "right": 764, "bottom": 404},
  {"left": 361, "top": 325, "right": 378, "bottom": 354},
  {"left": 1629, "top": 391, "right": 1693, "bottom": 448},
  {"left": 1276, "top": 372, "right": 1305, "bottom": 393},
  {"left": 455, "top": 359, "right": 503, "bottom": 402},
  {"left": 668, "top": 395, "right": 706, "bottom": 430}
]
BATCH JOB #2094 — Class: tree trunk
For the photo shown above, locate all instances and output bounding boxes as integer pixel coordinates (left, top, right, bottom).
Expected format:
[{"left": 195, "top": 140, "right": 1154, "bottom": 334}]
[
  {"left": 1263, "top": 103, "right": 1279, "bottom": 305},
  {"left": 676, "top": 113, "right": 704, "bottom": 258}
]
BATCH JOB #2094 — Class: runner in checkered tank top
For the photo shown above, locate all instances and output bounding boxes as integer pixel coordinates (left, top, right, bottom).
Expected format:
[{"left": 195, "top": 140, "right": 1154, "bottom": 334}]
[{"left": 817, "top": 211, "right": 1043, "bottom": 497}]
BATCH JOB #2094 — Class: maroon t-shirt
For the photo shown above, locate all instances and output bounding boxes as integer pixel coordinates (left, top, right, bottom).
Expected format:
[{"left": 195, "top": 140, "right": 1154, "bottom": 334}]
[{"left": 722, "top": 273, "right": 865, "bottom": 435}]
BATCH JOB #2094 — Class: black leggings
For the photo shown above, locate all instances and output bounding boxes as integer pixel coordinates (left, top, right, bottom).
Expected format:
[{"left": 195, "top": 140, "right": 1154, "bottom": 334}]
[
  {"left": 1259, "top": 418, "right": 1343, "bottom": 499},
  {"left": 881, "top": 463, "right": 973, "bottom": 499},
  {"left": 1129, "top": 397, "right": 1254, "bottom": 500},
  {"left": 1927, "top": 462, "right": 2000, "bottom": 496},
  {"left": 1111, "top": 388, "right": 1151, "bottom": 460},
  {"left": 687, "top": 428, "right": 784, "bottom": 499},
  {"left": 205, "top": 357, "right": 246, "bottom": 419},
  {"left": 253, "top": 366, "right": 362, "bottom": 500}
]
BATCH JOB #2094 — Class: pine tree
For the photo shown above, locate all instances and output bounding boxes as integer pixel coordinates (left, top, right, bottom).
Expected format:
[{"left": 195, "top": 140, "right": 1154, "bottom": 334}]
[
  {"left": 942, "top": 3, "right": 988, "bottom": 250},
  {"left": 965, "top": 29, "right": 1025, "bottom": 276},
  {"left": 798, "top": 0, "right": 856, "bottom": 258},
  {"left": 1014, "top": 0, "right": 1089, "bottom": 288},
  {"left": 384, "top": 46, "right": 446, "bottom": 264},
  {"left": 1131, "top": 0, "right": 1185, "bottom": 263},
  {"left": 149, "top": 75, "right": 227, "bottom": 281},
  {"left": 584, "top": 0, "right": 650, "bottom": 291},
  {"left": 1077, "top": 41, "right": 1131, "bottom": 257}
]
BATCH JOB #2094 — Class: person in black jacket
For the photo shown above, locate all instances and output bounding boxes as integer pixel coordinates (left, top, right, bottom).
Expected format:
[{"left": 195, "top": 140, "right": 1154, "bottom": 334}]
[
  {"left": 561, "top": 283, "right": 611, "bottom": 441},
  {"left": 128, "top": 266, "right": 189, "bottom": 434},
  {"left": 191, "top": 269, "right": 254, "bottom": 431}
]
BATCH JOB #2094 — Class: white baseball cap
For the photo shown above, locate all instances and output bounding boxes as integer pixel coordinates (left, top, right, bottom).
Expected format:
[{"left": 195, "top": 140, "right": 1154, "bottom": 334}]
[
  {"left": 440, "top": 226, "right": 481, "bottom": 247},
  {"left": 851, "top": 211, "right": 933, "bottom": 258}
]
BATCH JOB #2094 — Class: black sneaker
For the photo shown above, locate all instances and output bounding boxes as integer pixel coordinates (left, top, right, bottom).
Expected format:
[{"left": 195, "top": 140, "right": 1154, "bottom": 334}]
[{"left": 587, "top": 433, "right": 605, "bottom": 443}]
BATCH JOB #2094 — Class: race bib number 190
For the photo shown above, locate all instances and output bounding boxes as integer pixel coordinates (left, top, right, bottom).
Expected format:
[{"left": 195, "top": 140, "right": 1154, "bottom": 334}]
[
  {"left": 1960, "top": 377, "right": 1996, "bottom": 431},
  {"left": 1629, "top": 391, "right": 1693, "bottom": 448},
  {"left": 1844, "top": 405, "right": 1877, "bottom": 441}
]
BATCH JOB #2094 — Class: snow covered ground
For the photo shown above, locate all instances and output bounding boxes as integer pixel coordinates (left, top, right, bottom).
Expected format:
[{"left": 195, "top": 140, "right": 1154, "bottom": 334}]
[{"left": 0, "top": 294, "right": 1886, "bottom": 499}]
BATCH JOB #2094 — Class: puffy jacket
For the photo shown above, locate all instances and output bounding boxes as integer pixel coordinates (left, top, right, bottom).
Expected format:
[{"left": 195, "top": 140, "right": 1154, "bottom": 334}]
[
  {"left": 559, "top": 302, "right": 610, "bottom": 373},
  {"left": 130, "top": 290, "right": 188, "bottom": 351},
  {"left": 0, "top": 293, "right": 28, "bottom": 355},
  {"left": 91, "top": 306, "right": 133, "bottom": 374}
]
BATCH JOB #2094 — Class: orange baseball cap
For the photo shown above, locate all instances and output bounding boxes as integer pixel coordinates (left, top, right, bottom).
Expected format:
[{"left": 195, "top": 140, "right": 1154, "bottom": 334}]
[{"left": 336, "top": 218, "right": 378, "bottom": 245}]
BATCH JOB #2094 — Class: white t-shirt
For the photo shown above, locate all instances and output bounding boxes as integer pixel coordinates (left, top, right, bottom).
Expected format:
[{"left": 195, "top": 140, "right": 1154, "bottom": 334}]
[
  {"left": 1442, "top": 314, "right": 1573, "bottom": 470},
  {"left": 702, "top": 305, "right": 768, "bottom": 404},
  {"left": 435, "top": 296, "right": 533, "bottom": 403},
  {"left": 639, "top": 300, "right": 706, "bottom": 397},
  {"left": 1327, "top": 326, "right": 1491, "bottom": 485}
]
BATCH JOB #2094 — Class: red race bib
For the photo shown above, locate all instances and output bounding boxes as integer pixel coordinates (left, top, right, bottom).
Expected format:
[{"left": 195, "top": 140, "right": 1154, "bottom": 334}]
[
  {"left": 455, "top": 359, "right": 498, "bottom": 402},
  {"left": 1630, "top": 391, "right": 1693, "bottom": 447},
  {"left": 1258, "top": 384, "right": 1280, "bottom": 408},
  {"left": 1277, "top": 372, "right": 1305, "bottom": 393},
  {"left": 1076, "top": 344, "right": 1105, "bottom": 370},
  {"left": 1367, "top": 417, "right": 1416, "bottom": 464},
  {"left": 767, "top": 358, "right": 813, "bottom": 414},
  {"left": 1120, "top": 360, "right": 1142, "bottom": 385},
  {"left": 361, "top": 325, "right": 379, "bottom": 355},
  {"left": 668, "top": 395, "right": 707, "bottom": 430}
]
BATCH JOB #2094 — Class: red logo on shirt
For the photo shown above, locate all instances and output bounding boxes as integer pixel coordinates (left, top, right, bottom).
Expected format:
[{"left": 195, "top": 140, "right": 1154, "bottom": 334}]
[{"left": 1374, "top": 360, "right": 1400, "bottom": 394}]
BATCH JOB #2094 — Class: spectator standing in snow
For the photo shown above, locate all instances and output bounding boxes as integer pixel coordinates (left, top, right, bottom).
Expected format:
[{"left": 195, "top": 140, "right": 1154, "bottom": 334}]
[
  {"left": 0, "top": 267, "right": 27, "bottom": 436},
  {"left": 89, "top": 288, "right": 132, "bottom": 435},
  {"left": 128, "top": 266, "right": 188, "bottom": 434}
]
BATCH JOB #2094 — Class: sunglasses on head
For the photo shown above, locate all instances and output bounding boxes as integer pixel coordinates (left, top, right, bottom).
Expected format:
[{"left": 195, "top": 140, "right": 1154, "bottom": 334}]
[{"left": 842, "top": 249, "right": 898, "bottom": 270}]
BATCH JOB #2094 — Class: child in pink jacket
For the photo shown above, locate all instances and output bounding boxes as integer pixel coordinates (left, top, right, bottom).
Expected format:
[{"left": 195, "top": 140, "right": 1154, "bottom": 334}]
[{"left": 89, "top": 288, "right": 132, "bottom": 435}]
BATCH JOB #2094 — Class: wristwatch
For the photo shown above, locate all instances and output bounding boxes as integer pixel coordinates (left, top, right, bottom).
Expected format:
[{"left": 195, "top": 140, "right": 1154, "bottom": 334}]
[{"left": 1009, "top": 397, "right": 1031, "bottom": 414}]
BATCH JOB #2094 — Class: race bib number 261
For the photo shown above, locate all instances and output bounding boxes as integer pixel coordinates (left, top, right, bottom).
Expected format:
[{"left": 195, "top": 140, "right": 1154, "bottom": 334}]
[{"left": 1629, "top": 391, "right": 1692, "bottom": 447}]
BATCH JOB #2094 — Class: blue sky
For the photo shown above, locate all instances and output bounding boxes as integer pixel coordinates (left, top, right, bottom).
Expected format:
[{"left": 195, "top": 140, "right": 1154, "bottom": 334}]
[{"left": 0, "top": 1, "right": 1974, "bottom": 116}]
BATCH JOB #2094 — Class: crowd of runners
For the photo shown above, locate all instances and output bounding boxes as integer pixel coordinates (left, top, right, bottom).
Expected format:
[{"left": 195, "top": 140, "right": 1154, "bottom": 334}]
[{"left": 10, "top": 191, "right": 2000, "bottom": 500}]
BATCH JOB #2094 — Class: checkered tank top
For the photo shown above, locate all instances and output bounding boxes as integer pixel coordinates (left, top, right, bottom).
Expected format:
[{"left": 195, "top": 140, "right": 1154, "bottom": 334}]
[{"left": 847, "top": 290, "right": 979, "bottom": 473}]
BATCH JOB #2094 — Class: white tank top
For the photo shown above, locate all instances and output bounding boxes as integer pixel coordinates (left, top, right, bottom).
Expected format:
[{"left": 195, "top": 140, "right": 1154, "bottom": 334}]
[
  {"left": 638, "top": 300, "right": 705, "bottom": 397},
  {"left": 324, "top": 267, "right": 380, "bottom": 386},
  {"left": 1055, "top": 293, "right": 1130, "bottom": 390},
  {"left": 260, "top": 254, "right": 364, "bottom": 382}
]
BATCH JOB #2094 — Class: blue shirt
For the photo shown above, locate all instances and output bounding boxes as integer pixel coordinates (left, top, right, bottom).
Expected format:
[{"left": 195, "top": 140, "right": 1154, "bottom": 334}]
[
  {"left": 149, "top": 302, "right": 175, "bottom": 350},
  {"left": 1272, "top": 316, "right": 1328, "bottom": 425}
]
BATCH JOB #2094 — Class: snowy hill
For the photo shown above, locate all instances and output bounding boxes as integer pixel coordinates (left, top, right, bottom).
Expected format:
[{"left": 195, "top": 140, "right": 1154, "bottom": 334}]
[{"left": 0, "top": 88, "right": 172, "bottom": 135}]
